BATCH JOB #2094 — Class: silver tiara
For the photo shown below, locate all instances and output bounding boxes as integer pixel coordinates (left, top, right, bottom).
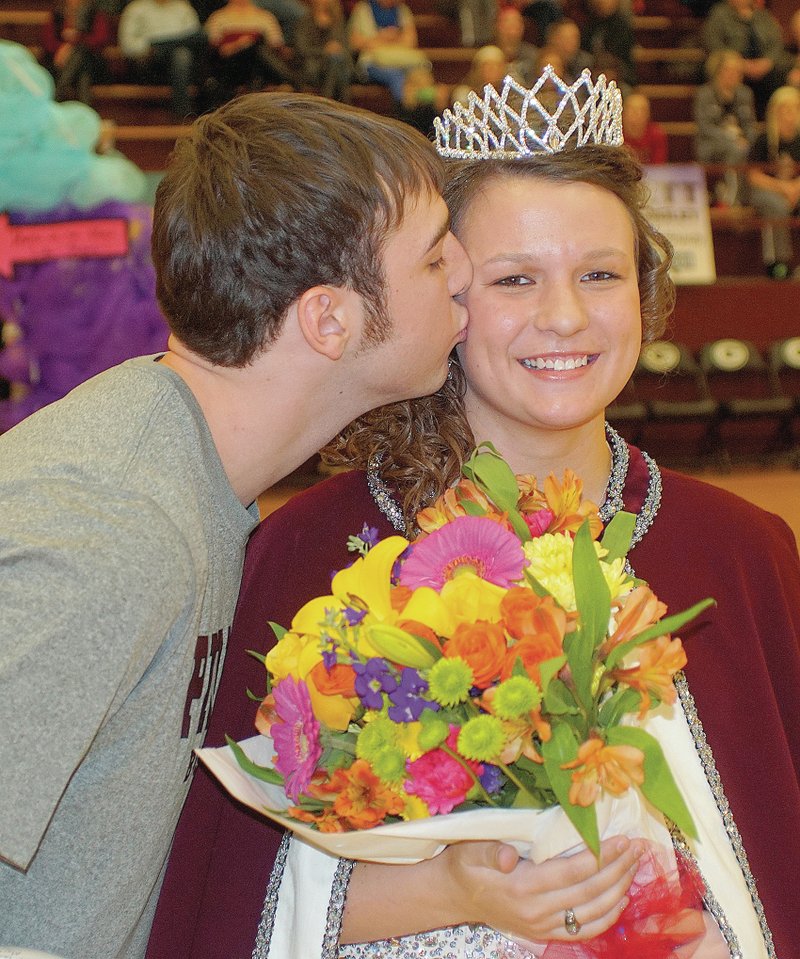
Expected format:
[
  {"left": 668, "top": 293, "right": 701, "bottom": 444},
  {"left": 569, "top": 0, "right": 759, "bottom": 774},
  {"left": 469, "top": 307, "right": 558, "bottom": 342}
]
[{"left": 434, "top": 66, "right": 623, "bottom": 159}]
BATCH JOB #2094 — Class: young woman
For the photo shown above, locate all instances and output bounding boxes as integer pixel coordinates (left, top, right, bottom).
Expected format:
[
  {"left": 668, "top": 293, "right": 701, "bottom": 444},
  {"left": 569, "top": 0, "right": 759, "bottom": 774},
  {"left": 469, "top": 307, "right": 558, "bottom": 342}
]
[
  {"left": 747, "top": 85, "right": 800, "bottom": 278},
  {"left": 148, "top": 118, "right": 800, "bottom": 959}
]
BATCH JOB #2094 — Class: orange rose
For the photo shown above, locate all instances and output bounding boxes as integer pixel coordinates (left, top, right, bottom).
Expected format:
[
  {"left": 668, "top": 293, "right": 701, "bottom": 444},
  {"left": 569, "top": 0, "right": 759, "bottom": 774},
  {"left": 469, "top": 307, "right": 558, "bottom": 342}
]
[
  {"left": 308, "top": 661, "right": 357, "bottom": 697},
  {"left": 501, "top": 588, "right": 568, "bottom": 644},
  {"left": 444, "top": 620, "right": 507, "bottom": 687},
  {"left": 501, "top": 635, "right": 563, "bottom": 684}
]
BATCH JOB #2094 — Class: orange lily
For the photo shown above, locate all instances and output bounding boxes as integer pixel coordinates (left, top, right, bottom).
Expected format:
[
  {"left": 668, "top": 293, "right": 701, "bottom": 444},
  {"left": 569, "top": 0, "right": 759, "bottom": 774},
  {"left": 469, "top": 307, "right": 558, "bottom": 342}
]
[
  {"left": 610, "top": 635, "right": 687, "bottom": 717},
  {"left": 521, "top": 470, "right": 603, "bottom": 538},
  {"left": 602, "top": 585, "right": 668, "bottom": 656},
  {"left": 562, "top": 736, "right": 645, "bottom": 807},
  {"left": 417, "top": 479, "right": 507, "bottom": 533}
]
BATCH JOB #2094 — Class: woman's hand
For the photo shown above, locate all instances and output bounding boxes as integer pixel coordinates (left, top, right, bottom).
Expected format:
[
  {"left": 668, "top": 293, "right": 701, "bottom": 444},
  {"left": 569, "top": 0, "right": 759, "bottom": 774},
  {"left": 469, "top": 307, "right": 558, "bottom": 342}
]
[
  {"left": 341, "top": 836, "right": 642, "bottom": 946},
  {"left": 441, "top": 836, "right": 643, "bottom": 946}
]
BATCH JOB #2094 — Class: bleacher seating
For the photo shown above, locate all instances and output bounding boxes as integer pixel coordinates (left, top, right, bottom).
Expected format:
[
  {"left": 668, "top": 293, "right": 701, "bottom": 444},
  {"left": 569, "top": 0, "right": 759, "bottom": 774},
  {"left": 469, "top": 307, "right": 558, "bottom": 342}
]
[{"left": 2, "top": 0, "right": 799, "bottom": 283}]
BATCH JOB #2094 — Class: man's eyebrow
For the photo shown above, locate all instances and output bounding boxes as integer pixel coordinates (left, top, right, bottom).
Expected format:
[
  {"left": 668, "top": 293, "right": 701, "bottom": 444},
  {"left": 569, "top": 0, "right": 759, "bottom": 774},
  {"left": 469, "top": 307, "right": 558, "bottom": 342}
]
[{"left": 423, "top": 214, "right": 451, "bottom": 256}]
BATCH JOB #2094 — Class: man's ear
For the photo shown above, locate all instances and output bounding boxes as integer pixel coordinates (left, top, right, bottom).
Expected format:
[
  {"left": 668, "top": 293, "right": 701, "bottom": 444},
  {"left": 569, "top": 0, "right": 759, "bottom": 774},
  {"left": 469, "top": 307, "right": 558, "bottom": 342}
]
[{"left": 295, "top": 286, "right": 355, "bottom": 361}]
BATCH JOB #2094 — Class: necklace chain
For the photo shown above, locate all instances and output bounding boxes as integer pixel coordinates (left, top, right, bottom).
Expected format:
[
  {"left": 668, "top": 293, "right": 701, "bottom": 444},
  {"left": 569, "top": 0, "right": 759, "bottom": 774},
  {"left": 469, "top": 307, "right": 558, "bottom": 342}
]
[{"left": 368, "top": 424, "right": 663, "bottom": 549}]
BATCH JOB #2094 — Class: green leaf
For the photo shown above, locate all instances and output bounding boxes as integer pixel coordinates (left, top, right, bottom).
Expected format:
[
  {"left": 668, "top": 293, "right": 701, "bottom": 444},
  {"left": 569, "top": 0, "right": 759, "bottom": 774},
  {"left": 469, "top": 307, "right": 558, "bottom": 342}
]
[
  {"left": 538, "top": 655, "right": 567, "bottom": 694},
  {"left": 463, "top": 443, "right": 530, "bottom": 541},
  {"left": 541, "top": 724, "right": 600, "bottom": 857},
  {"left": 226, "top": 736, "right": 285, "bottom": 786},
  {"left": 543, "top": 677, "right": 581, "bottom": 715},
  {"left": 599, "top": 511, "right": 635, "bottom": 562},
  {"left": 269, "top": 621, "right": 288, "bottom": 642},
  {"left": 606, "top": 598, "right": 716, "bottom": 670},
  {"left": 459, "top": 499, "right": 486, "bottom": 517},
  {"left": 606, "top": 726, "right": 697, "bottom": 840},
  {"left": 597, "top": 686, "right": 642, "bottom": 727},
  {"left": 573, "top": 519, "right": 611, "bottom": 653},
  {"left": 522, "top": 569, "right": 551, "bottom": 598}
]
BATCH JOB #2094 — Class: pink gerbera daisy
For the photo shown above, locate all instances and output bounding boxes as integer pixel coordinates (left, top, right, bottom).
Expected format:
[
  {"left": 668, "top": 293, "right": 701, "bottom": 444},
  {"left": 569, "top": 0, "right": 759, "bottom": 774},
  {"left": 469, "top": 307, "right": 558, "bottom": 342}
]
[
  {"left": 399, "top": 515, "right": 526, "bottom": 590},
  {"left": 271, "top": 676, "right": 323, "bottom": 802}
]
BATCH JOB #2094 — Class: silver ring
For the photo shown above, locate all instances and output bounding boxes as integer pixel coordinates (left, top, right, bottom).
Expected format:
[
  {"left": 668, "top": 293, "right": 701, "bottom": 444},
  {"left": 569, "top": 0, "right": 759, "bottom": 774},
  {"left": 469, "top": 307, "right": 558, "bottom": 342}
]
[{"left": 564, "top": 907, "right": 581, "bottom": 936}]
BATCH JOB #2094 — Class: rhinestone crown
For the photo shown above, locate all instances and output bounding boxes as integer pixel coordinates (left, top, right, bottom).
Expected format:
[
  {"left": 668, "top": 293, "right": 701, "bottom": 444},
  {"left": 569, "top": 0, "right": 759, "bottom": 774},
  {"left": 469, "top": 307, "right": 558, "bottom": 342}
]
[{"left": 434, "top": 66, "right": 624, "bottom": 160}]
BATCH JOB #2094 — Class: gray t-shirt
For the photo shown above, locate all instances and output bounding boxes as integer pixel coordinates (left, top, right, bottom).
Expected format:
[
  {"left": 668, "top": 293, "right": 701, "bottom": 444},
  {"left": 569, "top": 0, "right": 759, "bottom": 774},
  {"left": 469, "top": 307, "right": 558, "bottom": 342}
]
[{"left": 0, "top": 356, "right": 259, "bottom": 958}]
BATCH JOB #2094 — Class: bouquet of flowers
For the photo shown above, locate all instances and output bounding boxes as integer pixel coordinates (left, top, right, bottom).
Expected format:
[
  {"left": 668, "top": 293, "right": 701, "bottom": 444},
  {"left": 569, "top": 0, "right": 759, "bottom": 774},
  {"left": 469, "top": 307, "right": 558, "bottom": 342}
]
[{"left": 198, "top": 445, "right": 715, "bottom": 957}]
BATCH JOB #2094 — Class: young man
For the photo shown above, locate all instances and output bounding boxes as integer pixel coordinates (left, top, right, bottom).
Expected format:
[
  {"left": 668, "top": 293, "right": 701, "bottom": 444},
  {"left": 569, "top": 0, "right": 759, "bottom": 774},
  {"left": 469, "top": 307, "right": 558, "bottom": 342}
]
[{"left": 0, "top": 92, "right": 470, "bottom": 959}]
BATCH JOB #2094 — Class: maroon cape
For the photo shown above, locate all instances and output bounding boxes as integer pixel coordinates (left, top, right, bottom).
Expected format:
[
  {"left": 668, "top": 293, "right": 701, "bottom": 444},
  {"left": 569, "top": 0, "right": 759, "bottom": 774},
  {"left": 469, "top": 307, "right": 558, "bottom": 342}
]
[{"left": 147, "top": 449, "right": 800, "bottom": 959}]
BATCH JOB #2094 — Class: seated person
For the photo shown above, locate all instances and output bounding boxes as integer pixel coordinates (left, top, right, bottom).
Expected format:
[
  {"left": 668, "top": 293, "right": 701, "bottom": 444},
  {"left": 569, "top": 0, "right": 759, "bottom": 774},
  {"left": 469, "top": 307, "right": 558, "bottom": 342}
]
[
  {"left": 204, "top": 0, "right": 299, "bottom": 103},
  {"left": 701, "top": 0, "right": 792, "bottom": 117},
  {"left": 118, "top": 0, "right": 207, "bottom": 120},
  {"left": 787, "top": 9, "right": 800, "bottom": 90},
  {"left": 347, "top": 0, "right": 429, "bottom": 106},
  {"left": 450, "top": 43, "right": 510, "bottom": 107},
  {"left": 746, "top": 85, "right": 800, "bottom": 278},
  {"left": 622, "top": 89, "right": 668, "bottom": 164},
  {"left": 294, "top": 0, "right": 353, "bottom": 102},
  {"left": 581, "top": 0, "right": 637, "bottom": 89},
  {"left": 494, "top": 5, "right": 539, "bottom": 85},
  {"left": 694, "top": 48, "right": 757, "bottom": 165},
  {"left": 41, "top": 0, "right": 111, "bottom": 104},
  {"left": 545, "top": 16, "right": 593, "bottom": 83},
  {"left": 399, "top": 60, "right": 450, "bottom": 134}
]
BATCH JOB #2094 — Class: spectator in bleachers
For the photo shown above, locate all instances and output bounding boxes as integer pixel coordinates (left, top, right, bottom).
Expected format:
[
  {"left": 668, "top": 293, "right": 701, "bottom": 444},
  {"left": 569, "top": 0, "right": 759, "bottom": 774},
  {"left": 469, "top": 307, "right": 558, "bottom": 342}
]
[
  {"left": 203, "top": 0, "right": 299, "bottom": 103},
  {"left": 622, "top": 89, "right": 668, "bottom": 163},
  {"left": 580, "top": 0, "right": 637, "bottom": 89},
  {"left": 399, "top": 59, "right": 449, "bottom": 133},
  {"left": 118, "top": 0, "right": 208, "bottom": 119},
  {"left": 544, "top": 16, "right": 592, "bottom": 83},
  {"left": 518, "top": 0, "right": 561, "bottom": 46},
  {"left": 701, "top": 0, "right": 792, "bottom": 118},
  {"left": 747, "top": 85, "right": 800, "bottom": 279},
  {"left": 191, "top": 0, "right": 306, "bottom": 46},
  {"left": 450, "top": 43, "right": 509, "bottom": 105},
  {"left": 294, "top": 0, "right": 353, "bottom": 101},
  {"left": 694, "top": 49, "right": 756, "bottom": 164},
  {"left": 42, "top": 0, "right": 111, "bottom": 104},
  {"left": 348, "top": 0, "right": 429, "bottom": 107},
  {"left": 433, "top": 0, "right": 493, "bottom": 49},
  {"left": 786, "top": 10, "right": 800, "bottom": 91},
  {"left": 493, "top": 5, "right": 538, "bottom": 84}
]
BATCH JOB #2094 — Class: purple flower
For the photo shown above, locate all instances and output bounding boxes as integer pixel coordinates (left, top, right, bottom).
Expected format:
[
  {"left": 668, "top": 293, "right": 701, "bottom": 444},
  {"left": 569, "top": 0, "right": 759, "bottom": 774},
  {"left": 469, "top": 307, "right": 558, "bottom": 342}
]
[
  {"left": 270, "top": 676, "right": 322, "bottom": 802},
  {"left": 343, "top": 606, "right": 367, "bottom": 627},
  {"left": 321, "top": 646, "right": 338, "bottom": 671},
  {"left": 479, "top": 763, "right": 504, "bottom": 795},
  {"left": 388, "top": 668, "right": 434, "bottom": 723},
  {"left": 352, "top": 657, "right": 397, "bottom": 709},
  {"left": 360, "top": 524, "right": 380, "bottom": 549}
]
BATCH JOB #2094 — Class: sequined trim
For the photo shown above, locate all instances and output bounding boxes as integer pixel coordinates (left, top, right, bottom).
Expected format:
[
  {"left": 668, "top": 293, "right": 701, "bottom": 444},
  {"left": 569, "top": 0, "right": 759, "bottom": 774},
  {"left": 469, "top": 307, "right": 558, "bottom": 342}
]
[
  {"left": 671, "top": 673, "right": 776, "bottom": 959},
  {"left": 324, "top": 856, "right": 357, "bottom": 958},
  {"left": 601, "top": 424, "right": 662, "bottom": 551},
  {"left": 367, "top": 453, "right": 407, "bottom": 533},
  {"left": 252, "top": 833, "right": 291, "bottom": 959}
]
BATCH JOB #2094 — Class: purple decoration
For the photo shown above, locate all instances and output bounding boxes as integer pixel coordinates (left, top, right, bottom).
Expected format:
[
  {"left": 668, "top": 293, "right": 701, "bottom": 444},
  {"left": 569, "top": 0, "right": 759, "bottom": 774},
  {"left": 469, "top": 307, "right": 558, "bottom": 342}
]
[{"left": 0, "top": 201, "right": 169, "bottom": 431}]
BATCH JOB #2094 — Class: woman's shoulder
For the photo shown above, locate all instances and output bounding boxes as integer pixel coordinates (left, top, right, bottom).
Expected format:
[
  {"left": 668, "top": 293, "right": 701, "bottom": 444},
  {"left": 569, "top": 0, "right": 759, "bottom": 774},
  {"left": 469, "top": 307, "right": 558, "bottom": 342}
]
[{"left": 656, "top": 465, "right": 797, "bottom": 553}]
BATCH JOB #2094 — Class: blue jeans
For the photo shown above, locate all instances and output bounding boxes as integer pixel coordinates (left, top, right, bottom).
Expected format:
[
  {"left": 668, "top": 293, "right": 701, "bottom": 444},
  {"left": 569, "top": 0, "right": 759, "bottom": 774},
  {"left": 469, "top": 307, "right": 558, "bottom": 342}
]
[{"left": 365, "top": 63, "right": 406, "bottom": 103}]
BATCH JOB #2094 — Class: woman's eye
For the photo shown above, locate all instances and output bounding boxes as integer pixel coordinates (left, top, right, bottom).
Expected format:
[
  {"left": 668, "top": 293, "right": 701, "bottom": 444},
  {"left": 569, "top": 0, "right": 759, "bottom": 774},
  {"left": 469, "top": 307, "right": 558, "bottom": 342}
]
[
  {"left": 584, "top": 270, "right": 619, "bottom": 282},
  {"left": 495, "top": 275, "right": 531, "bottom": 287},
  {"left": 429, "top": 257, "right": 446, "bottom": 270}
]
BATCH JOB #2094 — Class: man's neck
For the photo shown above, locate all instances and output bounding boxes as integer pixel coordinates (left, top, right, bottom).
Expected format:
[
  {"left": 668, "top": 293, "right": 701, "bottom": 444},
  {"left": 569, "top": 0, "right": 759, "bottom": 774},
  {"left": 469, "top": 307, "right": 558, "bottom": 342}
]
[{"left": 159, "top": 341, "right": 363, "bottom": 507}]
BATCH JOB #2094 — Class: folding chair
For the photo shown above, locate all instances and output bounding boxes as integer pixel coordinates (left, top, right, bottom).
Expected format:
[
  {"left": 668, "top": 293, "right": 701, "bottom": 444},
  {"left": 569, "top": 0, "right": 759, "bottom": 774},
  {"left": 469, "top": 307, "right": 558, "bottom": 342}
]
[
  {"left": 632, "top": 340, "right": 721, "bottom": 469},
  {"left": 699, "top": 338, "right": 795, "bottom": 466}
]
